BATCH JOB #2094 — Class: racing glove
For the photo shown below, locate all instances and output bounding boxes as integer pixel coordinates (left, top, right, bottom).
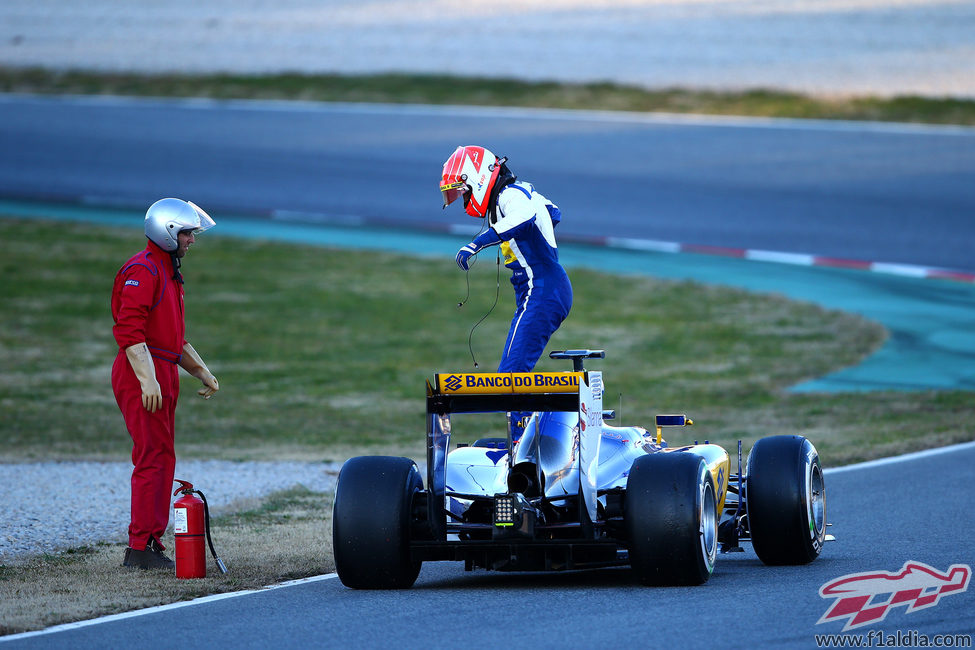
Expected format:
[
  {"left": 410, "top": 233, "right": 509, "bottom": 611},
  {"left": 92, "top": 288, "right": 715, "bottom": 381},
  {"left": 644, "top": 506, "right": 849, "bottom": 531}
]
[
  {"left": 179, "top": 342, "right": 220, "bottom": 399},
  {"left": 125, "top": 343, "right": 162, "bottom": 413},
  {"left": 455, "top": 244, "right": 478, "bottom": 271},
  {"left": 456, "top": 229, "right": 503, "bottom": 271}
]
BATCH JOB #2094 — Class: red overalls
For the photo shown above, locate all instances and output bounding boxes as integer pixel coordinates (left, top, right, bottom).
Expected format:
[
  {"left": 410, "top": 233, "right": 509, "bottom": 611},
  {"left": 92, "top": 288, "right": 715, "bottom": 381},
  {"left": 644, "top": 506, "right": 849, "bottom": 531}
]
[{"left": 111, "top": 240, "right": 185, "bottom": 551}]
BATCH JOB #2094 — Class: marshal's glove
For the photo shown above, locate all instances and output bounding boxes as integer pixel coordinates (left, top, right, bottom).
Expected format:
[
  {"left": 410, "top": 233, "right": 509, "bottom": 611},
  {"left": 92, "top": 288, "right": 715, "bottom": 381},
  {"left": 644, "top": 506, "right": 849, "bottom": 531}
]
[
  {"left": 125, "top": 342, "right": 162, "bottom": 413},
  {"left": 179, "top": 342, "right": 220, "bottom": 400}
]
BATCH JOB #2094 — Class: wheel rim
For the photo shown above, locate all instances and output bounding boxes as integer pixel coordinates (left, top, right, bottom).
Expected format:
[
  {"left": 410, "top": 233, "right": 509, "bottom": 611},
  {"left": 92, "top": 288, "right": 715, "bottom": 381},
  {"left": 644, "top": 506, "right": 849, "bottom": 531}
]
[
  {"left": 700, "top": 480, "right": 717, "bottom": 566},
  {"left": 808, "top": 462, "right": 826, "bottom": 540}
]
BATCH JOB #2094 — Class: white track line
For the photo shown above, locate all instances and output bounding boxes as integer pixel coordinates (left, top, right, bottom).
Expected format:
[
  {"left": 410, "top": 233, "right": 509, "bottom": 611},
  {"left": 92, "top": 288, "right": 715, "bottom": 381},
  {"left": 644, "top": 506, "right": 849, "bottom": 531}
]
[
  {"left": 0, "top": 573, "right": 339, "bottom": 643},
  {"left": 824, "top": 439, "right": 975, "bottom": 475}
]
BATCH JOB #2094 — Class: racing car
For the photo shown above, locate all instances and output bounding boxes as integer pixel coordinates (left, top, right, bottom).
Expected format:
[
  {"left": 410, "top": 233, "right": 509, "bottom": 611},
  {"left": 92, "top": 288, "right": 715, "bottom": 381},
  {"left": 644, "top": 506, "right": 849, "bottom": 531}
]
[{"left": 332, "top": 350, "right": 829, "bottom": 588}]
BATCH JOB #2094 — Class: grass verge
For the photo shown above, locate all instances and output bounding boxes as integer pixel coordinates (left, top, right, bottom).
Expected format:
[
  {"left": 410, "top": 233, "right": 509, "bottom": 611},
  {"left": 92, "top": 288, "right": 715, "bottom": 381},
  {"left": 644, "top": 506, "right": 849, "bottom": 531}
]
[
  {"left": 2, "top": 67, "right": 974, "bottom": 125},
  {"left": 3, "top": 215, "right": 975, "bottom": 465}
]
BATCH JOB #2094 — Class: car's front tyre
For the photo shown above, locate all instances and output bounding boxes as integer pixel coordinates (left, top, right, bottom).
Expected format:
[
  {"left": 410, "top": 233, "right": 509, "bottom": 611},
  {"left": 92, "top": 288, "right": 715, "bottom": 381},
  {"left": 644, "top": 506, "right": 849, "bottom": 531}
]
[{"left": 746, "top": 435, "right": 826, "bottom": 565}]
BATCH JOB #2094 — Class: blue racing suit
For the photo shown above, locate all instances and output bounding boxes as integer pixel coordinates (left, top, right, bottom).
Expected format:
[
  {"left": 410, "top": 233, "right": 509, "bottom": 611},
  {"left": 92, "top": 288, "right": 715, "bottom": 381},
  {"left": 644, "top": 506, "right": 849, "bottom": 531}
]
[{"left": 457, "top": 181, "right": 573, "bottom": 373}]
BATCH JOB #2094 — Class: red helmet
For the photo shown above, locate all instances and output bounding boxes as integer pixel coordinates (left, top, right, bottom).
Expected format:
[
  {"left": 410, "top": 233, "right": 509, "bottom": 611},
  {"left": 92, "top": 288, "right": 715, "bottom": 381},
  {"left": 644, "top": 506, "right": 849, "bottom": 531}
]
[{"left": 440, "top": 145, "right": 503, "bottom": 218}]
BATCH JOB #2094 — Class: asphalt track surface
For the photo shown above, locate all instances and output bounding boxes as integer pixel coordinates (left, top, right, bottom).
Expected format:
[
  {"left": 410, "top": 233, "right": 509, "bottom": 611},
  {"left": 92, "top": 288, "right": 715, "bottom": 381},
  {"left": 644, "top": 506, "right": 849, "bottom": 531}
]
[
  {"left": 1, "top": 94, "right": 974, "bottom": 273},
  {"left": 6, "top": 443, "right": 975, "bottom": 649},
  {"left": 2, "top": 96, "right": 975, "bottom": 646}
]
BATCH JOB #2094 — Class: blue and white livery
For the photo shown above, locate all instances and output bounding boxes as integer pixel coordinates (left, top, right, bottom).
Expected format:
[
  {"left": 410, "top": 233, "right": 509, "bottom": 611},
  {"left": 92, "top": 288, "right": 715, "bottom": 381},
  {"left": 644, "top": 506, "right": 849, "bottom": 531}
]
[{"left": 462, "top": 181, "right": 573, "bottom": 372}]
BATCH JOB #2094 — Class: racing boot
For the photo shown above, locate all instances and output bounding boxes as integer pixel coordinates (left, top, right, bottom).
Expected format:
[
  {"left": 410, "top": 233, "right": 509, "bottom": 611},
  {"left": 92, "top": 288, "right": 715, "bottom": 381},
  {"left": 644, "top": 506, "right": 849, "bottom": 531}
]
[{"left": 122, "top": 537, "right": 175, "bottom": 570}]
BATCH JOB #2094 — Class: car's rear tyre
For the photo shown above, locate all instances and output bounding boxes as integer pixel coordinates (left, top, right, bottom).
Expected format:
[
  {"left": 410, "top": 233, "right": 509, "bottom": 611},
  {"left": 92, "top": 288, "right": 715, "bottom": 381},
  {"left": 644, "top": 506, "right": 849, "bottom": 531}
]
[
  {"left": 746, "top": 435, "right": 826, "bottom": 565},
  {"left": 332, "top": 455, "right": 423, "bottom": 589},
  {"left": 625, "top": 453, "right": 718, "bottom": 586}
]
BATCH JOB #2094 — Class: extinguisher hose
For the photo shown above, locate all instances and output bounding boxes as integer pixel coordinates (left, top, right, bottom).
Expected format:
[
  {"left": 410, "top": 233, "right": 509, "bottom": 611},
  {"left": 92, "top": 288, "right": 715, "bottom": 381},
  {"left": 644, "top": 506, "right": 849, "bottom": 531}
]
[{"left": 195, "top": 490, "right": 229, "bottom": 574}]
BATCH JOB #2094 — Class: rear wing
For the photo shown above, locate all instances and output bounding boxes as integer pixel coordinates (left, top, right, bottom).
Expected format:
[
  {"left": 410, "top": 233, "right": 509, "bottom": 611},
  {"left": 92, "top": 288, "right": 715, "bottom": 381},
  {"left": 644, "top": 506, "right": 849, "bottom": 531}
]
[
  {"left": 426, "top": 371, "right": 584, "bottom": 414},
  {"left": 425, "top": 371, "right": 602, "bottom": 539}
]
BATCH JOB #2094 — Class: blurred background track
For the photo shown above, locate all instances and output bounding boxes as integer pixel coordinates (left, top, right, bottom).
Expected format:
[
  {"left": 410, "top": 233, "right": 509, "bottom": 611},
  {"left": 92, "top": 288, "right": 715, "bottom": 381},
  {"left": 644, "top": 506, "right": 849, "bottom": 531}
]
[{"left": 1, "top": 0, "right": 974, "bottom": 98}]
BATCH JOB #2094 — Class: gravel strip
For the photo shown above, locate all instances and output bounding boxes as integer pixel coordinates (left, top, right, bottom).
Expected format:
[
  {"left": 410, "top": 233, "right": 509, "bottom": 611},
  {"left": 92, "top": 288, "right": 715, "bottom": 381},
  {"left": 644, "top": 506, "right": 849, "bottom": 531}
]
[{"left": 0, "top": 460, "right": 343, "bottom": 562}]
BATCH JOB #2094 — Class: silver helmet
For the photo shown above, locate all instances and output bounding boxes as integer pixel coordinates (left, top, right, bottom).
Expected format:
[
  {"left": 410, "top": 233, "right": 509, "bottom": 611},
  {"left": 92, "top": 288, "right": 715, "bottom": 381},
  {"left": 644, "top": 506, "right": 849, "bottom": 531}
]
[{"left": 144, "top": 198, "right": 216, "bottom": 252}]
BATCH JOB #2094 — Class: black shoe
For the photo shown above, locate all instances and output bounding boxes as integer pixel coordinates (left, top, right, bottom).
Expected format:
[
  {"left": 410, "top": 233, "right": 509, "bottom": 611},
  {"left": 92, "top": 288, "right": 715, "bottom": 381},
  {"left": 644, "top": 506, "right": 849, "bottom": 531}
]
[{"left": 122, "top": 538, "right": 175, "bottom": 570}]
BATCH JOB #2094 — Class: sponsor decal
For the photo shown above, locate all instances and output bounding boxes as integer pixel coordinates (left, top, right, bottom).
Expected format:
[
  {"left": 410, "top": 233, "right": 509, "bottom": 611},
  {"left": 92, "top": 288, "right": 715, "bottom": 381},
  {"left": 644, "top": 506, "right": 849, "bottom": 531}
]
[
  {"left": 589, "top": 372, "right": 603, "bottom": 400},
  {"left": 530, "top": 373, "right": 580, "bottom": 388},
  {"left": 578, "top": 373, "right": 601, "bottom": 522},
  {"left": 716, "top": 465, "right": 725, "bottom": 504},
  {"left": 124, "top": 279, "right": 140, "bottom": 287},
  {"left": 818, "top": 561, "right": 971, "bottom": 631},
  {"left": 579, "top": 400, "right": 600, "bottom": 433},
  {"left": 436, "top": 372, "right": 582, "bottom": 394},
  {"left": 443, "top": 374, "right": 464, "bottom": 392}
]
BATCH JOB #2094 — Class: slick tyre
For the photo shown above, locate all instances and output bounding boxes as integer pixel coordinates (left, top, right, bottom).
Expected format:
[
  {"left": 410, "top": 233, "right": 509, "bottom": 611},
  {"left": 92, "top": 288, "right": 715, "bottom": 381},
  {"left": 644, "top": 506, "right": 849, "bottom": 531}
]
[
  {"left": 746, "top": 435, "right": 826, "bottom": 565},
  {"left": 332, "top": 456, "right": 423, "bottom": 589},
  {"left": 625, "top": 453, "right": 718, "bottom": 586}
]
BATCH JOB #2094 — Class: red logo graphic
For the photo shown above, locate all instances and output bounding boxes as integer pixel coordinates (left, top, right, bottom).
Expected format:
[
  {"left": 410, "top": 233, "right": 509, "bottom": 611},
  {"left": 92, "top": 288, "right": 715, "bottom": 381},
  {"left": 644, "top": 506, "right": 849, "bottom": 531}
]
[{"left": 818, "top": 561, "right": 971, "bottom": 631}]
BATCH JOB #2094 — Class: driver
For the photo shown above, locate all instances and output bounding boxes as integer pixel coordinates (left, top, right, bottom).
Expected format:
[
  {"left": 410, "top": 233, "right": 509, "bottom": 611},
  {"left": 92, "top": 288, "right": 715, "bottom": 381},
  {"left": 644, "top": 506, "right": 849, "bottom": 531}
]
[
  {"left": 441, "top": 145, "right": 573, "bottom": 374},
  {"left": 441, "top": 146, "right": 573, "bottom": 440}
]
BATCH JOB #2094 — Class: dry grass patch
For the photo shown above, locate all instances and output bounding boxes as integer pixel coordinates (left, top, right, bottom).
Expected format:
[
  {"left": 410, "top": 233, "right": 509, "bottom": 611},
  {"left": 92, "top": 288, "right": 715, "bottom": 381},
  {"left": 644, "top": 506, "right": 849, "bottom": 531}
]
[{"left": 0, "top": 487, "right": 334, "bottom": 636}]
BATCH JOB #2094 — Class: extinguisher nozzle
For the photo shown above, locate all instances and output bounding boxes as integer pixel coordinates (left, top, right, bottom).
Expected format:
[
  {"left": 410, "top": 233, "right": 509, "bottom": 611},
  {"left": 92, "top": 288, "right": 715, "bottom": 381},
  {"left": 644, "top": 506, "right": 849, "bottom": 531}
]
[{"left": 216, "top": 557, "right": 228, "bottom": 574}]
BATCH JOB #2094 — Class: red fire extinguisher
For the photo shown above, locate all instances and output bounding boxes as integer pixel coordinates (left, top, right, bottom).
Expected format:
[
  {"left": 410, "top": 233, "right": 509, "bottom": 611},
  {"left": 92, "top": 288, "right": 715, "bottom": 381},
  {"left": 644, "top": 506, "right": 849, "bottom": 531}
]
[{"left": 173, "top": 479, "right": 228, "bottom": 579}]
